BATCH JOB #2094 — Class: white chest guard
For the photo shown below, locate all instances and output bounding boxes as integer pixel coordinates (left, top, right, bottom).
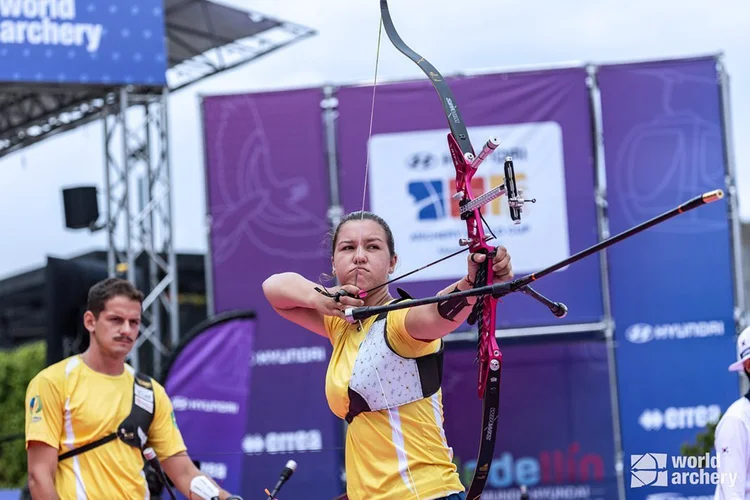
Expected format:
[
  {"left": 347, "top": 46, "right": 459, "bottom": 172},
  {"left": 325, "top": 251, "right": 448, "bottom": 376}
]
[{"left": 345, "top": 301, "right": 444, "bottom": 423}]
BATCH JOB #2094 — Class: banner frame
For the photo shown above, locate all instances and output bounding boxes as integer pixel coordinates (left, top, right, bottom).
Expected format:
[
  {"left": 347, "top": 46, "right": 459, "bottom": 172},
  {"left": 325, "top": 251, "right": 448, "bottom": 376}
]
[{"left": 586, "top": 61, "right": 627, "bottom": 500}]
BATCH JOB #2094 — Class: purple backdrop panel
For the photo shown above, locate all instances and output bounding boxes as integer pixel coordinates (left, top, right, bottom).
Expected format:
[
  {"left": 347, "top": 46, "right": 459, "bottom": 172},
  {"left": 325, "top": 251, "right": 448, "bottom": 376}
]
[
  {"left": 442, "top": 340, "right": 618, "bottom": 499},
  {"left": 164, "top": 312, "right": 256, "bottom": 496},
  {"left": 202, "top": 90, "right": 342, "bottom": 498},
  {"left": 335, "top": 67, "right": 603, "bottom": 328}
]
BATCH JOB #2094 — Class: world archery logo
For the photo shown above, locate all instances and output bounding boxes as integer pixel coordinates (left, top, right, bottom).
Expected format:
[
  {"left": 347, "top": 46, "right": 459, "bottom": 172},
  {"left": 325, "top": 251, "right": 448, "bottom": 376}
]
[{"left": 631, "top": 453, "right": 668, "bottom": 487}]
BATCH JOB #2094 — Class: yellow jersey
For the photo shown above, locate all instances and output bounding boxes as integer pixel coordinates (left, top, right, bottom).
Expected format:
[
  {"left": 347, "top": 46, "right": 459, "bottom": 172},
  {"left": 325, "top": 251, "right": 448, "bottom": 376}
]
[
  {"left": 324, "top": 306, "right": 465, "bottom": 500},
  {"left": 24, "top": 355, "right": 186, "bottom": 499}
]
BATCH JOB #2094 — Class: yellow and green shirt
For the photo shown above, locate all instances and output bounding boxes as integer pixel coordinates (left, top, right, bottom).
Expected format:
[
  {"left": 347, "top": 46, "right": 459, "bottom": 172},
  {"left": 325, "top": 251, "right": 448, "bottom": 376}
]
[{"left": 25, "top": 355, "right": 186, "bottom": 499}]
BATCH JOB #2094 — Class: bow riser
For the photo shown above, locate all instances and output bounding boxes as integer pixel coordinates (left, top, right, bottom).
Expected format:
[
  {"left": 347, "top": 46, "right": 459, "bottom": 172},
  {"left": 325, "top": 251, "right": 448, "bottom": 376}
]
[{"left": 450, "top": 127, "right": 504, "bottom": 499}]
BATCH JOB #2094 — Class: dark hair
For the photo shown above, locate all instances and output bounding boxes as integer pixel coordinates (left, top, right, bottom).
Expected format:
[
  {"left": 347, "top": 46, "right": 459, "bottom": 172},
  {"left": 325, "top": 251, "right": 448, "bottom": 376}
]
[
  {"left": 87, "top": 278, "right": 144, "bottom": 317},
  {"left": 330, "top": 211, "right": 396, "bottom": 258}
]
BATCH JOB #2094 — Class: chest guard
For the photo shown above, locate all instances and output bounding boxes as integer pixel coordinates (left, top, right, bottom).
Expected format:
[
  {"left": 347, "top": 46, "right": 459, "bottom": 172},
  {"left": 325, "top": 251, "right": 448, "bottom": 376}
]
[
  {"left": 58, "top": 371, "right": 155, "bottom": 461},
  {"left": 345, "top": 297, "right": 444, "bottom": 424}
]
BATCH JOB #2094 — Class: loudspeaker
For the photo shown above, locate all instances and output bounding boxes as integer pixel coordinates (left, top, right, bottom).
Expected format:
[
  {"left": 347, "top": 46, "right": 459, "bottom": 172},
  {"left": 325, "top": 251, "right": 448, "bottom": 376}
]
[
  {"left": 62, "top": 186, "right": 99, "bottom": 230},
  {"left": 45, "top": 256, "right": 109, "bottom": 366}
]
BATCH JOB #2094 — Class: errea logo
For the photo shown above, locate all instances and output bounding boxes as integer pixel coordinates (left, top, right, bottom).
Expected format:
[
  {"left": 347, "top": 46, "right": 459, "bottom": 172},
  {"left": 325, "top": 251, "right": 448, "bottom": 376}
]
[
  {"left": 242, "top": 429, "right": 323, "bottom": 455},
  {"left": 639, "top": 405, "right": 721, "bottom": 431},
  {"left": 624, "top": 321, "right": 724, "bottom": 344}
]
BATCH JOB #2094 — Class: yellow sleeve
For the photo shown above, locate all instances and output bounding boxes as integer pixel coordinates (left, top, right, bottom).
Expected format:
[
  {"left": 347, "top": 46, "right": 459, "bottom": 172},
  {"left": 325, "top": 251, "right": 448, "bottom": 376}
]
[
  {"left": 386, "top": 307, "right": 441, "bottom": 358},
  {"left": 25, "top": 372, "right": 64, "bottom": 450},
  {"left": 148, "top": 383, "right": 187, "bottom": 461},
  {"left": 323, "top": 314, "right": 347, "bottom": 345}
]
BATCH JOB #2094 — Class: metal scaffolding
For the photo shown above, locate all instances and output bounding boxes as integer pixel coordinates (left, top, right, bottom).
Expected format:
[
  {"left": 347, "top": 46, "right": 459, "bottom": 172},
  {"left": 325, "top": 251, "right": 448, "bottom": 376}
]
[{"left": 103, "top": 87, "right": 179, "bottom": 375}]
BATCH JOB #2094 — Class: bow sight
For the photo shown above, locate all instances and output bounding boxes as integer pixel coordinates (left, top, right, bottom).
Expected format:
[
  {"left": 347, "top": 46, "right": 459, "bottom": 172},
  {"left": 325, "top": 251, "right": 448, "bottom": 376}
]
[{"left": 452, "top": 136, "right": 536, "bottom": 227}]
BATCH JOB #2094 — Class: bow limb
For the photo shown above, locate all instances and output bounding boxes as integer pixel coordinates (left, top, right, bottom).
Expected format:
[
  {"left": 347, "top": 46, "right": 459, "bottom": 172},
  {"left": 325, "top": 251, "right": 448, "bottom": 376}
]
[{"left": 378, "top": 1, "right": 501, "bottom": 498}]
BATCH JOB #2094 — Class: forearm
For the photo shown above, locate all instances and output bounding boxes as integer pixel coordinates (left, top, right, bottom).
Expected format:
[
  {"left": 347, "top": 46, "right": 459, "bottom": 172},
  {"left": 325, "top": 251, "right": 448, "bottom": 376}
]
[
  {"left": 28, "top": 473, "right": 59, "bottom": 500},
  {"left": 434, "top": 275, "right": 478, "bottom": 323},
  {"left": 164, "top": 454, "right": 235, "bottom": 500},
  {"left": 406, "top": 276, "right": 477, "bottom": 340},
  {"left": 173, "top": 471, "right": 232, "bottom": 499},
  {"left": 262, "top": 272, "right": 321, "bottom": 311}
]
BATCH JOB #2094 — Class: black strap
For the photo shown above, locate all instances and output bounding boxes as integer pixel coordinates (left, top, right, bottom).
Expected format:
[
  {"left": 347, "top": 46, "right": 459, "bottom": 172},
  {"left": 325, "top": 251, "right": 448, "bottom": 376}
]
[{"left": 58, "top": 433, "right": 117, "bottom": 461}]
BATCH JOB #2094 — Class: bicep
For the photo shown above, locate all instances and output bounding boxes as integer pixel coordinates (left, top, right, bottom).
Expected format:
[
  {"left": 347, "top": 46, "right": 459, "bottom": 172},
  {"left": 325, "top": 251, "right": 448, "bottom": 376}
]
[{"left": 27, "top": 441, "right": 58, "bottom": 477}]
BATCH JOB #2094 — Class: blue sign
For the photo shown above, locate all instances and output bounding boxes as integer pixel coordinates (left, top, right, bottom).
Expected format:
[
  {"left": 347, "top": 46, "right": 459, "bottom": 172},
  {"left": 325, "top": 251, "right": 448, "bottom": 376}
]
[
  {"left": 442, "top": 340, "right": 620, "bottom": 499},
  {"left": 597, "top": 55, "right": 740, "bottom": 500},
  {"left": 0, "top": 0, "right": 167, "bottom": 86}
]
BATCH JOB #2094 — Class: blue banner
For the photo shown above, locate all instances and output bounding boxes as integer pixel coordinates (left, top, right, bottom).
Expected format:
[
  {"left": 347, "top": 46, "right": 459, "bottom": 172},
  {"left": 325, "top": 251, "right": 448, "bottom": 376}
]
[
  {"left": 0, "top": 0, "right": 166, "bottom": 86},
  {"left": 442, "top": 339, "right": 619, "bottom": 499},
  {"left": 597, "top": 55, "right": 740, "bottom": 500}
]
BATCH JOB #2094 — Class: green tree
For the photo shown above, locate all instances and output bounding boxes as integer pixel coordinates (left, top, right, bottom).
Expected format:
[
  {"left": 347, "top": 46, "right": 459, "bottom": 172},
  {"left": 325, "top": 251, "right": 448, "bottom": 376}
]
[
  {"left": 0, "top": 341, "right": 46, "bottom": 487},
  {"left": 680, "top": 415, "right": 722, "bottom": 465}
]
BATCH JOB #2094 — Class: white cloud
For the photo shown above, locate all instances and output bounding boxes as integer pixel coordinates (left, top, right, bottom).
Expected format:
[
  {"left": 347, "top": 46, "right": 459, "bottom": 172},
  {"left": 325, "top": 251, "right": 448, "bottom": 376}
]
[{"left": 0, "top": 0, "right": 747, "bottom": 279}]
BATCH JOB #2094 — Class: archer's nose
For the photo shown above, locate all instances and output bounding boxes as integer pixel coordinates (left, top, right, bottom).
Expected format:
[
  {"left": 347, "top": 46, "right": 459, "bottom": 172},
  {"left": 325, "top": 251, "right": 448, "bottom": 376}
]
[{"left": 352, "top": 251, "right": 367, "bottom": 264}]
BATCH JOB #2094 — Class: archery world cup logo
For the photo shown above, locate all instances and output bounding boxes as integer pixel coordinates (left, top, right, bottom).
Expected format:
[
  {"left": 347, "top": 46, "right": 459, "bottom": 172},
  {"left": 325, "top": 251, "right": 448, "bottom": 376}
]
[{"left": 630, "top": 453, "right": 668, "bottom": 487}]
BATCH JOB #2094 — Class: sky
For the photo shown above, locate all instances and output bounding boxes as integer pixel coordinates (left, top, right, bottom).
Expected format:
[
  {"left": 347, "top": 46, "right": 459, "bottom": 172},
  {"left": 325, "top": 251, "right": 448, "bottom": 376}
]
[{"left": 0, "top": 0, "right": 747, "bottom": 280}]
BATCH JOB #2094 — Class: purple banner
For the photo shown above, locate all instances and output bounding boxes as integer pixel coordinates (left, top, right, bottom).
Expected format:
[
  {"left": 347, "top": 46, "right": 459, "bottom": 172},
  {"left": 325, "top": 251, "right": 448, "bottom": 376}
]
[
  {"left": 442, "top": 339, "right": 618, "bottom": 499},
  {"left": 335, "top": 67, "right": 603, "bottom": 328},
  {"left": 202, "top": 90, "right": 342, "bottom": 497},
  {"left": 597, "top": 55, "right": 739, "bottom": 500},
  {"left": 163, "top": 312, "right": 256, "bottom": 496}
]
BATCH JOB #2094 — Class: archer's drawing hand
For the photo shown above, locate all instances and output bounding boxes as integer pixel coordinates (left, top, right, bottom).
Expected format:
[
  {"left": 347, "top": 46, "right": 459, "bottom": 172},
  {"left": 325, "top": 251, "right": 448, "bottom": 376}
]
[
  {"left": 315, "top": 284, "right": 365, "bottom": 319},
  {"left": 467, "top": 246, "right": 513, "bottom": 285}
]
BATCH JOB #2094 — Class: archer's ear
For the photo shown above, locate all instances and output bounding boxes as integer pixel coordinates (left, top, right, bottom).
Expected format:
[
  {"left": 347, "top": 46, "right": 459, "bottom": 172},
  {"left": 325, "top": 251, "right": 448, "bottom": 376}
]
[{"left": 83, "top": 311, "right": 96, "bottom": 333}]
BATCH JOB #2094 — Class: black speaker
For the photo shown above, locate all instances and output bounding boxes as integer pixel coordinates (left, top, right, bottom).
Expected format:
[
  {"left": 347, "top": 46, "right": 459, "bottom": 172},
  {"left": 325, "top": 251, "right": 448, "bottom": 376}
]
[
  {"left": 45, "top": 256, "right": 109, "bottom": 366},
  {"left": 62, "top": 186, "right": 99, "bottom": 230}
]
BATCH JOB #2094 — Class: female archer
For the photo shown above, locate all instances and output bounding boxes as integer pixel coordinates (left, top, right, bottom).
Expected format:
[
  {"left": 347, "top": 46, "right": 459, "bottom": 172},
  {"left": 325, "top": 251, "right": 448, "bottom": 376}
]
[{"left": 262, "top": 210, "right": 514, "bottom": 500}]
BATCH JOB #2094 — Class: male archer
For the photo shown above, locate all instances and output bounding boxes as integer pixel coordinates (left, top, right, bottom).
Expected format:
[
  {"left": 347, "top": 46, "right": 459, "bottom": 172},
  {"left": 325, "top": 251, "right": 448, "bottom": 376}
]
[{"left": 24, "top": 277, "right": 239, "bottom": 499}]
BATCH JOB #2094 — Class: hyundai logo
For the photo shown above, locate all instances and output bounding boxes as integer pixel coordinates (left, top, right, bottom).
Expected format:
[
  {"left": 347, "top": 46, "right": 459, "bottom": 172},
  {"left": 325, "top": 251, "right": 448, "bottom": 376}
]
[
  {"left": 625, "top": 323, "right": 654, "bottom": 343},
  {"left": 406, "top": 152, "right": 437, "bottom": 170}
]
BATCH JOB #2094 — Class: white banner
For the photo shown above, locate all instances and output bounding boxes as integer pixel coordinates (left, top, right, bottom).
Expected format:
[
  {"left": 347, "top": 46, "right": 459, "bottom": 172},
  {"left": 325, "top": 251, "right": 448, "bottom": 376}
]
[{"left": 368, "top": 122, "right": 570, "bottom": 282}]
